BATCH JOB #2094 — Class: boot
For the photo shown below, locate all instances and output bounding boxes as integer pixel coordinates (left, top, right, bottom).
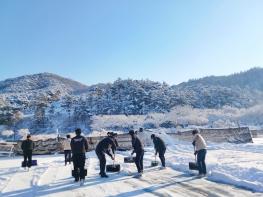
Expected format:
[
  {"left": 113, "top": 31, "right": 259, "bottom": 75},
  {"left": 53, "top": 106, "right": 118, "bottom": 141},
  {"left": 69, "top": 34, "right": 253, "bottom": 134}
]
[
  {"left": 80, "top": 179, "right": 84, "bottom": 186},
  {"left": 101, "top": 173, "right": 109, "bottom": 178}
]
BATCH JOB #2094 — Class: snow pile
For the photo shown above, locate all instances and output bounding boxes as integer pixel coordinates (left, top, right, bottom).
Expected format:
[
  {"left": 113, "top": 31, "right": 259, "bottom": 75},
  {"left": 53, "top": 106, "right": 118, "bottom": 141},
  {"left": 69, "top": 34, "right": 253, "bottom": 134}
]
[
  {"left": 156, "top": 137, "right": 263, "bottom": 193},
  {"left": 87, "top": 129, "right": 124, "bottom": 137},
  {"left": 0, "top": 128, "right": 263, "bottom": 195},
  {"left": 1, "top": 152, "right": 258, "bottom": 197}
]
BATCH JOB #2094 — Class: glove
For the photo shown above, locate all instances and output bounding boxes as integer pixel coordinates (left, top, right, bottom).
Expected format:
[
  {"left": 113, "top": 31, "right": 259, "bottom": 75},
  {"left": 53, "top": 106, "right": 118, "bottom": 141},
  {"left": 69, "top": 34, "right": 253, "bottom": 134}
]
[
  {"left": 111, "top": 155, "right": 115, "bottom": 160},
  {"left": 194, "top": 151, "right": 198, "bottom": 155}
]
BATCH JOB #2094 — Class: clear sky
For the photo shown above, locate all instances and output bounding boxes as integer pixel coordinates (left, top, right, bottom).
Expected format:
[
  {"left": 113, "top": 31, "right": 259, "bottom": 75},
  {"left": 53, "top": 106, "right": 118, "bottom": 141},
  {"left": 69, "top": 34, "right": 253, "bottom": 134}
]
[{"left": 0, "top": 0, "right": 263, "bottom": 85}]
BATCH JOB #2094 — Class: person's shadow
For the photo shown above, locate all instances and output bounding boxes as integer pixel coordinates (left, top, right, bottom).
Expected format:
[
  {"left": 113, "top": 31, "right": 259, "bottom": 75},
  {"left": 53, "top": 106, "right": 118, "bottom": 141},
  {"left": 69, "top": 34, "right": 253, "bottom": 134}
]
[
  {"left": 1, "top": 172, "right": 131, "bottom": 197},
  {"left": 109, "top": 173, "right": 210, "bottom": 197}
]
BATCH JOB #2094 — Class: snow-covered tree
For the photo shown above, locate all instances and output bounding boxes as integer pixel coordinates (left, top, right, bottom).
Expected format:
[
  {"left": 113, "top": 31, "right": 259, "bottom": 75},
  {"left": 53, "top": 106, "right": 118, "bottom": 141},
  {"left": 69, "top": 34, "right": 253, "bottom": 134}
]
[
  {"left": 1, "top": 130, "right": 14, "bottom": 137},
  {"left": 18, "top": 128, "right": 30, "bottom": 138}
]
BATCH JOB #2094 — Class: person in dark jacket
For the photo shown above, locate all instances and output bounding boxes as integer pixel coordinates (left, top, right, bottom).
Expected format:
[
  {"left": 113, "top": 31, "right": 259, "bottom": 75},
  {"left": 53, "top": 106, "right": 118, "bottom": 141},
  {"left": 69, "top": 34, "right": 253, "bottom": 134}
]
[
  {"left": 108, "top": 132, "right": 119, "bottom": 152},
  {"left": 95, "top": 136, "right": 116, "bottom": 178},
  {"left": 70, "top": 128, "right": 88, "bottom": 184},
  {"left": 129, "top": 130, "right": 144, "bottom": 177},
  {"left": 151, "top": 134, "right": 166, "bottom": 168},
  {"left": 21, "top": 134, "right": 35, "bottom": 169}
]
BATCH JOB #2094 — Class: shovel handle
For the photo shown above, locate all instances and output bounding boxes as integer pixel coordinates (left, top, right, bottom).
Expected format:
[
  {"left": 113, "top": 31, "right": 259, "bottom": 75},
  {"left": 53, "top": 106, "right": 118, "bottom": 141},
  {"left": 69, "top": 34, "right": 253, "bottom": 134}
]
[{"left": 194, "top": 146, "right": 197, "bottom": 162}]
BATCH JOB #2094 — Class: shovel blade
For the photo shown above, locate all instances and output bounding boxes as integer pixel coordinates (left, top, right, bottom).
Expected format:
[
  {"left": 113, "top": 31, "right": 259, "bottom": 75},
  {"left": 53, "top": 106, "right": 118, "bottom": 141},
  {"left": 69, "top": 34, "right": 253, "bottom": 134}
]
[
  {"left": 189, "top": 162, "right": 199, "bottom": 170},
  {"left": 106, "top": 164, "right": 121, "bottom": 172}
]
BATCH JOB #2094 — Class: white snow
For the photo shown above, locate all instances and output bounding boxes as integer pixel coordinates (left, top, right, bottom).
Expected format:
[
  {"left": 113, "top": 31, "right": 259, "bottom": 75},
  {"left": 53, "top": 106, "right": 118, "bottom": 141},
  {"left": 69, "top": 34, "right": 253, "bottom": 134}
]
[{"left": 0, "top": 137, "right": 263, "bottom": 196}]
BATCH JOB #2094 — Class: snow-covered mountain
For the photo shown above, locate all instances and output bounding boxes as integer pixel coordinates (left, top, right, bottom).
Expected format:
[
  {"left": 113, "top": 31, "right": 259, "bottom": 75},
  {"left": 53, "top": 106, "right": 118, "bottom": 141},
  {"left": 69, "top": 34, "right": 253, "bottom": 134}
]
[
  {"left": 0, "top": 68, "right": 263, "bottom": 135},
  {"left": 0, "top": 72, "right": 88, "bottom": 94},
  {"left": 172, "top": 68, "right": 263, "bottom": 108}
]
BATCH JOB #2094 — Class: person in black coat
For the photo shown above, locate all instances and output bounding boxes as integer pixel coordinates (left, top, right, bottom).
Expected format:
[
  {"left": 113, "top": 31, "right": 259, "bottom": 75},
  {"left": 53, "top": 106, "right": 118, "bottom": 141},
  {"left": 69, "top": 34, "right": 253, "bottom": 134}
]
[
  {"left": 95, "top": 136, "right": 116, "bottom": 178},
  {"left": 108, "top": 132, "right": 119, "bottom": 152},
  {"left": 21, "top": 134, "right": 35, "bottom": 169},
  {"left": 129, "top": 130, "right": 144, "bottom": 176},
  {"left": 151, "top": 134, "right": 166, "bottom": 167},
  {"left": 70, "top": 128, "right": 88, "bottom": 183}
]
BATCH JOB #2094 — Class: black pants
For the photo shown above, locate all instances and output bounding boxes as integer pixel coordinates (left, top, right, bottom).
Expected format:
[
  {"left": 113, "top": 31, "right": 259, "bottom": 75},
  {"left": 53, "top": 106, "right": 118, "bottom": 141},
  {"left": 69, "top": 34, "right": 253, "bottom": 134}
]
[
  {"left": 135, "top": 150, "right": 144, "bottom": 173},
  {"left": 197, "top": 149, "right": 207, "bottom": 175},
  {"left": 64, "top": 150, "right": 72, "bottom": 165},
  {"left": 23, "top": 151, "right": 32, "bottom": 168},
  {"left": 72, "top": 153, "right": 86, "bottom": 180},
  {"left": 158, "top": 149, "right": 166, "bottom": 167},
  {"left": 96, "top": 150, "right": 106, "bottom": 175}
]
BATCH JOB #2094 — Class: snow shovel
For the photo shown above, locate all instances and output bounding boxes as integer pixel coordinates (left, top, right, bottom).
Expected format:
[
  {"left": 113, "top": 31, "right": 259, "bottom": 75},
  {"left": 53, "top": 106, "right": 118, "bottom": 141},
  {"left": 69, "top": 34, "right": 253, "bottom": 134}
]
[
  {"left": 189, "top": 149, "right": 198, "bottom": 171},
  {"left": 151, "top": 155, "right": 159, "bottom": 167},
  {"left": 124, "top": 156, "right": 136, "bottom": 163},
  {"left": 71, "top": 167, "right": 87, "bottom": 177},
  {"left": 21, "top": 160, "right": 37, "bottom": 167},
  {"left": 72, "top": 169, "right": 87, "bottom": 177},
  {"left": 106, "top": 157, "right": 121, "bottom": 172},
  {"left": 71, "top": 160, "right": 87, "bottom": 177}
]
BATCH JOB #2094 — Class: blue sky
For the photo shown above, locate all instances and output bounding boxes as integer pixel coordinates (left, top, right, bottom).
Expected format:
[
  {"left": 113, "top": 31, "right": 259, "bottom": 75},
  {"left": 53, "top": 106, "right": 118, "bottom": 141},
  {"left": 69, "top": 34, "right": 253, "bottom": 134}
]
[{"left": 0, "top": 0, "right": 263, "bottom": 85}]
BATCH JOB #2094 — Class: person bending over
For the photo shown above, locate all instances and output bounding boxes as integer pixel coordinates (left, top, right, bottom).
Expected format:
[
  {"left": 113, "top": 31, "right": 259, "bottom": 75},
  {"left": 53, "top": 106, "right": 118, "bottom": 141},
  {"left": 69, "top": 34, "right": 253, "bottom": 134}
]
[
  {"left": 151, "top": 134, "right": 166, "bottom": 168},
  {"left": 129, "top": 130, "right": 144, "bottom": 177},
  {"left": 95, "top": 136, "right": 116, "bottom": 178}
]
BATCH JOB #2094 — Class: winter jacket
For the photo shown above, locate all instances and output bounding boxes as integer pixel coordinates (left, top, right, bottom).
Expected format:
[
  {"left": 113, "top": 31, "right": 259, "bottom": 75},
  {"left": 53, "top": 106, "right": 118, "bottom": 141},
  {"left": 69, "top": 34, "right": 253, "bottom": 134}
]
[
  {"left": 193, "top": 134, "right": 207, "bottom": 151},
  {"left": 96, "top": 137, "right": 116, "bottom": 157},
  {"left": 131, "top": 136, "right": 144, "bottom": 154},
  {"left": 153, "top": 137, "right": 166, "bottom": 153},
  {"left": 63, "top": 139, "right": 71, "bottom": 151},
  {"left": 109, "top": 136, "right": 119, "bottom": 152},
  {"left": 21, "top": 139, "right": 34, "bottom": 152},
  {"left": 70, "top": 135, "right": 88, "bottom": 154}
]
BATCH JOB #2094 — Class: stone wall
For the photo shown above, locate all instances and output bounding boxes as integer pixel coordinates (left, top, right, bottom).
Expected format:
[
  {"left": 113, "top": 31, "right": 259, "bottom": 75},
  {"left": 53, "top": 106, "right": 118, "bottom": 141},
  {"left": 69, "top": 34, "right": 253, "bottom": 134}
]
[
  {"left": 168, "top": 127, "right": 253, "bottom": 143},
  {"left": 255, "top": 130, "right": 263, "bottom": 137},
  {"left": 15, "top": 138, "right": 61, "bottom": 155},
  {"left": 0, "top": 142, "right": 15, "bottom": 152},
  {"left": 250, "top": 130, "right": 258, "bottom": 138},
  {"left": 14, "top": 134, "right": 133, "bottom": 155},
  {"left": 12, "top": 127, "right": 253, "bottom": 155}
]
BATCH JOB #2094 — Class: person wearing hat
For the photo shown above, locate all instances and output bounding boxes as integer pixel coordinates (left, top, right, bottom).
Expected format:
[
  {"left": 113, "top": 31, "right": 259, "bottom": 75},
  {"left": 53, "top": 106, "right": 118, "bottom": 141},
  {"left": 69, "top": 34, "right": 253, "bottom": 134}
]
[
  {"left": 151, "top": 134, "right": 166, "bottom": 168},
  {"left": 71, "top": 128, "right": 88, "bottom": 184},
  {"left": 129, "top": 130, "right": 144, "bottom": 177},
  {"left": 63, "top": 134, "right": 72, "bottom": 166},
  {"left": 21, "top": 134, "right": 35, "bottom": 170},
  {"left": 192, "top": 129, "right": 207, "bottom": 177},
  {"left": 95, "top": 135, "right": 116, "bottom": 178}
]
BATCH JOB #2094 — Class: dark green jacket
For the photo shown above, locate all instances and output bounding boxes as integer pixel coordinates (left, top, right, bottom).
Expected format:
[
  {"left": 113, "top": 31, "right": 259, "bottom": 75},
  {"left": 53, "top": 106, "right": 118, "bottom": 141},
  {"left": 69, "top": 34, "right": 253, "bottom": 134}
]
[
  {"left": 153, "top": 137, "right": 166, "bottom": 153},
  {"left": 21, "top": 139, "right": 34, "bottom": 152}
]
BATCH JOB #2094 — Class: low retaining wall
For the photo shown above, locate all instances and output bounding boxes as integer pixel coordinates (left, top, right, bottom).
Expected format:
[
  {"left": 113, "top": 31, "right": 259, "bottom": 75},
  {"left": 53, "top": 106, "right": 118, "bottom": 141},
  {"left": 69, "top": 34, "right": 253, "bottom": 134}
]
[
  {"left": 15, "top": 138, "right": 61, "bottom": 155},
  {"left": 12, "top": 127, "right": 253, "bottom": 155},
  {"left": 168, "top": 127, "right": 253, "bottom": 143},
  {"left": 14, "top": 134, "right": 133, "bottom": 155},
  {"left": 250, "top": 130, "right": 258, "bottom": 138},
  {"left": 0, "top": 142, "right": 15, "bottom": 157},
  {"left": 255, "top": 130, "right": 263, "bottom": 137}
]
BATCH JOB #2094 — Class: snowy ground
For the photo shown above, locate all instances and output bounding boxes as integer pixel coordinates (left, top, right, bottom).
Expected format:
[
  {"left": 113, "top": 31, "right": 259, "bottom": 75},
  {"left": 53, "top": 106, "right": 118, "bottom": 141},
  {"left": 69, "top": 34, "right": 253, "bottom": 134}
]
[{"left": 0, "top": 138, "right": 263, "bottom": 197}]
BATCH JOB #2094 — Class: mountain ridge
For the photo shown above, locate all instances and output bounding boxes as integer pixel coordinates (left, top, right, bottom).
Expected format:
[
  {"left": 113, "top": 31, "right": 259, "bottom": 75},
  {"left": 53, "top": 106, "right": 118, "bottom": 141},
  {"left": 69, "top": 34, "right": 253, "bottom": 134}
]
[
  {"left": 0, "top": 67, "right": 262, "bottom": 134},
  {"left": 0, "top": 72, "right": 88, "bottom": 94},
  {"left": 1, "top": 67, "right": 263, "bottom": 94}
]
